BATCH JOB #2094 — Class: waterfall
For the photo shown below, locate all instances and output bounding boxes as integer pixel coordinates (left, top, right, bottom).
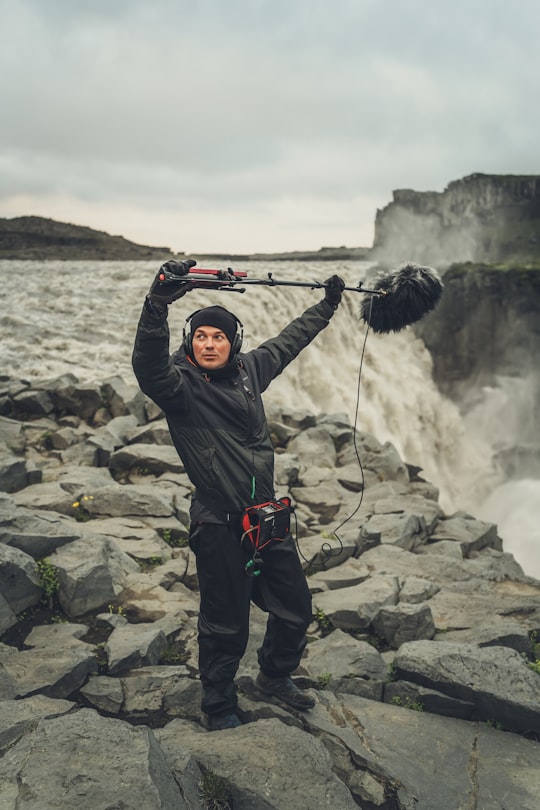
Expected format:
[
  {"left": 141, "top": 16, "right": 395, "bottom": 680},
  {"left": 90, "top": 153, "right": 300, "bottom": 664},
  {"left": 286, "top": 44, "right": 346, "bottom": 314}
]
[
  {"left": 0, "top": 258, "right": 501, "bottom": 516},
  {"left": 4, "top": 257, "right": 538, "bottom": 577}
]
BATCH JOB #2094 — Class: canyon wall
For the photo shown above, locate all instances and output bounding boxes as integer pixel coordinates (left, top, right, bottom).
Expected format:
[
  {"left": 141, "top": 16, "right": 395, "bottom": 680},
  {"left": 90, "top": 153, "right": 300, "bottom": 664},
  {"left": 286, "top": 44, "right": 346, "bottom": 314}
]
[
  {"left": 372, "top": 174, "right": 540, "bottom": 267},
  {"left": 415, "top": 262, "right": 540, "bottom": 478}
]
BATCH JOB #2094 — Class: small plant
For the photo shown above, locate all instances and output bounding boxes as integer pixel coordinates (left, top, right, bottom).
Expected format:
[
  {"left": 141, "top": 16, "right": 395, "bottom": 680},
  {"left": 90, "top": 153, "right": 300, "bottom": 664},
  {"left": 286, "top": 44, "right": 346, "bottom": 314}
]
[
  {"left": 71, "top": 494, "right": 94, "bottom": 522},
  {"left": 160, "top": 528, "right": 189, "bottom": 548},
  {"left": 313, "top": 606, "right": 332, "bottom": 633},
  {"left": 520, "top": 633, "right": 540, "bottom": 675},
  {"left": 486, "top": 719, "right": 504, "bottom": 730},
  {"left": 527, "top": 659, "right": 540, "bottom": 676},
  {"left": 160, "top": 643, "right": 188, "bottom": 665},
  {"left": 386, "top": 664, "right": 397, "bottom": 683},
  {"left": 37, "top": 558, "right": 60, "bottom": 608},
  {"left": 390, "top": 695, "right": 424, "bottom": 712},
  {"left": 317, "top": 672, "right": 332, "bottom": 689},
  {"left": 107, "top": 604, "right": 126, "bottom": 616},
  {"left": 161, "top": 528, "right": 172, "bottom": 543},
  {"left": 198, "top": 768, "right": 233, "bottom": 810},
  {"left": 137, "top": 555, "right": 163, "bottom": 572}
]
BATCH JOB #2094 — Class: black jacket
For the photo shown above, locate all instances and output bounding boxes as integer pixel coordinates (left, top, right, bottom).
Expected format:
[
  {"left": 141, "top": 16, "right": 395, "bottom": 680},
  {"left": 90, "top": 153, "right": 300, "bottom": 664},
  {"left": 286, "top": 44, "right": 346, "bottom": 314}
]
[{"left": 132, "top": 299, "right": 335, "bottom": 520}]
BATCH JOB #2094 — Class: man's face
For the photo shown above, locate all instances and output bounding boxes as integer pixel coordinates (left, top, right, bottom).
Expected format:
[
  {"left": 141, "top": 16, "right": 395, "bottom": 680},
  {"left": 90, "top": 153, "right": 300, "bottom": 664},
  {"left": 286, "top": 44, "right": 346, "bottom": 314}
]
[{"left": 192, "top": 326, "right": 231, "bottom": 369}]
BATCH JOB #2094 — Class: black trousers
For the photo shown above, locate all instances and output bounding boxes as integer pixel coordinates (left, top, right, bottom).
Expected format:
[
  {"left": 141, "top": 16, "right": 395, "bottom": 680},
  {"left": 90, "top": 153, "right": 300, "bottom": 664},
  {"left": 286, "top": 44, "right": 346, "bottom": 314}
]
[{"left": 189, "top": 521, "right": 313, "bottom": 717}]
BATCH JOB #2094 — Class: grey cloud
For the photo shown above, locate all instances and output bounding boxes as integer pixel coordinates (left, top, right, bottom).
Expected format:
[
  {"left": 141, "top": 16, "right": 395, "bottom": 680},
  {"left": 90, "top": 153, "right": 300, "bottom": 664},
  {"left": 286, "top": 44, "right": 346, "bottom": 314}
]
[{"left": 2, "top": 0, "right": 540, "bottom": 249}]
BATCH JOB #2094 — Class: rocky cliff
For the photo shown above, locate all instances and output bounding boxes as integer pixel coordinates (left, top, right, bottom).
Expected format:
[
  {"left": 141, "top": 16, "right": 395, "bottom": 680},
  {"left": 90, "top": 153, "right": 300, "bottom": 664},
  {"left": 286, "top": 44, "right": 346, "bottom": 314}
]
[
  {"left": 414, "top": 262, "right": 540, "bottom": 479},
  {"left": 0, "top": 216, "right": 174, "bottom": 260},
  {"left": 416, "top": 262, "right": 540, "bottom": 395},
  {"left": 1, "top": 373, "right": 540, "bottom": 809},
  {"left": 372, "top": 174, "right": 540, "bottom": 267}
]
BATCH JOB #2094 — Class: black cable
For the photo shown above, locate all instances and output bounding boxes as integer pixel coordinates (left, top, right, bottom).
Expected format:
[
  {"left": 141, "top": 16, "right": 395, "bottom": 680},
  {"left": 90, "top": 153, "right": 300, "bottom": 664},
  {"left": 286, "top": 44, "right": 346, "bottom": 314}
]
[{"left": 296, "top": 299, "right": 373, "bottom": 569}]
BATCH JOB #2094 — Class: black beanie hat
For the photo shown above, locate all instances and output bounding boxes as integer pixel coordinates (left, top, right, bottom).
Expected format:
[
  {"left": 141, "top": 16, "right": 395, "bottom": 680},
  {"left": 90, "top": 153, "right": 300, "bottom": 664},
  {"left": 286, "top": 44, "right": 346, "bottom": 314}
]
[{"left": 189, "top": 306, "right": 239, "bottom": 348}]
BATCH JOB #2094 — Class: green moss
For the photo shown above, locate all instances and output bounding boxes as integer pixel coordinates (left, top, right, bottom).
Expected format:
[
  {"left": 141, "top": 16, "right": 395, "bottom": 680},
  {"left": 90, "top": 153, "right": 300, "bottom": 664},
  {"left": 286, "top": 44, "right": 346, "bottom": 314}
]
[
  {"left": 198, "top": 768, "right": 233, "bottom": 810},
  {"left": 527, "top": 660, "right": 540, "bottom": 676},
  {"left": 160, "top": 528, "right": 189, "bottom": 548},
  {"left": 160, "top": 643, "right": 189, "bottom": 665},
  {"left": 316, "top": 672, "right": 332, "bottom": 689},
  {"left": 37, "top": 558, "right": 60, "bottom": 601},
  {"left": 390, "top": 695, "right": 424, "bottom": 712},
  {"left": 313, "top": 606, "right": 332, "bottom": 634},
  {"left": 135, "top": 556, "right": 163, "bottom": 571}
]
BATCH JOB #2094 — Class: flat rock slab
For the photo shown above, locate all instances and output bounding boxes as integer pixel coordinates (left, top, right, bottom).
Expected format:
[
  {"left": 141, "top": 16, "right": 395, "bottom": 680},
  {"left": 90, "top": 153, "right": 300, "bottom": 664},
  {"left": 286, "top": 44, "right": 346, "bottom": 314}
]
[
  {"left": 0, "top": 695, "right": 75, "bottom": 754},
  {"left": 395, "top": 640, "right": 540, "bottom": 733},
  {"left": 156, "top": 716, "right": 358, "bottom": 809},
  {"left": 0, "top": 545, "right": 42, "bottom": 616},
  {"left": 50, "top": 535, "right": 140, "bottom": 618},
  {"left": 308, "top": 557, "right": 370, "bottom": 590},
  {"left": 0, "top": 624, "right": 98, "bottom": 699},
  {"left": 312, "top": 574, "right": 399, "bottom": 631},
  {"left": 311, "top": 694, "right": 540, "bottom": 810},
  {"left": 425, "top": 586, "right": 539, "bottom": 634},
  {"left": 429, "top": 515, "right": 501, "bottom": 555},
  {"left": 109, "top": 443, "right": 185, "bottom": 476},
  {"left": 106, "top": 623, "right": 168, "bottom": 675},
  {"left": 0, "top": 506, "right": 84, "bottom": 557},
  {"left": 0, "top": 708, "right": 186, "bottom": 809},
  {"left": 303, "top": 628, "right": 387, "bottom": 681}
]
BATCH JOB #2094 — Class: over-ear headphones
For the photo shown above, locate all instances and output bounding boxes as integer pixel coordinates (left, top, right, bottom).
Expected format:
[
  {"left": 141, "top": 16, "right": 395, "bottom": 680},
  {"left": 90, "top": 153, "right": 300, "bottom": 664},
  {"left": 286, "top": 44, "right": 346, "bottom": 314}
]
[{"left": 183, "top": 308, "right": 244, "bottom": 358}]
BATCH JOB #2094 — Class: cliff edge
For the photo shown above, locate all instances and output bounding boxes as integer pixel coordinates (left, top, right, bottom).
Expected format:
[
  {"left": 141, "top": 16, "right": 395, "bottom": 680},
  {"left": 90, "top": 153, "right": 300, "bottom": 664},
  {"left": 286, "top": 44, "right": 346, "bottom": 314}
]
[
  {"left": 372, "top": 173, "right": 540, "bottom": 267},
  {"left": 415, "top": 261, "right": 540, "bottom": 479}
]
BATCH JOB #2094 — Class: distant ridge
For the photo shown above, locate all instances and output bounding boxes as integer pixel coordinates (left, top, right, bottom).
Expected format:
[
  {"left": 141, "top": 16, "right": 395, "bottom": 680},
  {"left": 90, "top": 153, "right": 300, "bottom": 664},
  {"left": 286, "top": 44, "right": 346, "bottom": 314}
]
[
  {"left": 196, "top": 245, "right": 372, "bottom": 262},
  {"left": 0, "top": 216, "right": 175, "bottom": 260},
  {"left": 0, "top": 215, "right": 371, "bottom": 262}
]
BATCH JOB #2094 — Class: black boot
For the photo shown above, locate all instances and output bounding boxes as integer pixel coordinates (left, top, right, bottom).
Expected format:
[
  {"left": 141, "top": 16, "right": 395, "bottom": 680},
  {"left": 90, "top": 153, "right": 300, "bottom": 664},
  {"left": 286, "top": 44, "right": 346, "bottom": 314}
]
[
  {"left": 255, "top": 671, "right": 315, "bottom": 711},
  {"left": 207, "top": 712, "right": 242, "bottom": 731}
]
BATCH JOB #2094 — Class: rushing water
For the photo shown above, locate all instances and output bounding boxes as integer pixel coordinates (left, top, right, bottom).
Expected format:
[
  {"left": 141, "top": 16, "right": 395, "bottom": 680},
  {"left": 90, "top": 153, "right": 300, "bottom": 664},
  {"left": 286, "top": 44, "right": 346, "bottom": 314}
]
[{"left": 1, "top": 259, "right": 536, "bottom": 575}]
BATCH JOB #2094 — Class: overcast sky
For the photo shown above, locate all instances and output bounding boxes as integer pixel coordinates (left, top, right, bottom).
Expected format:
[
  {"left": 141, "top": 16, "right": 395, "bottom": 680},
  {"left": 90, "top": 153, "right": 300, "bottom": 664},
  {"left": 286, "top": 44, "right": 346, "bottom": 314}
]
[{"left": 1, "top": 0, "right": 538, "bottom": 253}]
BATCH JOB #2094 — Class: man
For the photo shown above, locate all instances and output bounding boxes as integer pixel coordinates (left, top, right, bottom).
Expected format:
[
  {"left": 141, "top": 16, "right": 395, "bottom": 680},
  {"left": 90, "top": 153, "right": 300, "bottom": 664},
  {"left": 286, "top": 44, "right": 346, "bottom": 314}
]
[{"left": 132, "top": 259, "right": 344, "bottom": 730}]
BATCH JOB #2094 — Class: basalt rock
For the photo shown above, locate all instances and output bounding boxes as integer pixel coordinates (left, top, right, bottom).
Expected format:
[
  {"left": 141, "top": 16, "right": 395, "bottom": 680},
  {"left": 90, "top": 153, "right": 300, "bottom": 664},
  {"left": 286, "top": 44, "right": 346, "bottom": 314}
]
[
  {"left": 1, "top": 374, "right": 540, "bottom": 809},
  {"left": 414, "top": 261, "right": 540, "bottom": 484},
  {"left": 372, "top": 173, "right": 540, "bottom": 267}
]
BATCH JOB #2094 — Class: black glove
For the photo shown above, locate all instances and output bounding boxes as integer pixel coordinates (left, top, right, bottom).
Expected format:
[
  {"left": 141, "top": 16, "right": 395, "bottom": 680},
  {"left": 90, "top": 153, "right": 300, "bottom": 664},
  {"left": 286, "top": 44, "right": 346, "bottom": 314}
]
[
  {"left": 147, "top": 259, "right": 197, "bottom": 306},
  {"left": 323, "top": 275, "right": 345, "bottom": 310}
]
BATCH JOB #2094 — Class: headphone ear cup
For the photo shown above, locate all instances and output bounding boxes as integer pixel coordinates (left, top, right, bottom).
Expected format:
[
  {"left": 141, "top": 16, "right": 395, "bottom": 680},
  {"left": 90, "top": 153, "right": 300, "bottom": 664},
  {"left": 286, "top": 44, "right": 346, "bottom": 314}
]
[
  {"left": 231, "top": 325, "right": 243, "bottom": 355},
  {"left": 182, "top": 322, "right": 192, "bottom": 357},
  {"left": 182, "top": 309, "right": 201, "bottom": 357}
]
